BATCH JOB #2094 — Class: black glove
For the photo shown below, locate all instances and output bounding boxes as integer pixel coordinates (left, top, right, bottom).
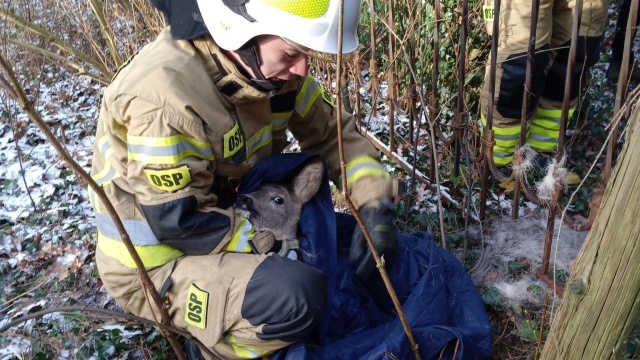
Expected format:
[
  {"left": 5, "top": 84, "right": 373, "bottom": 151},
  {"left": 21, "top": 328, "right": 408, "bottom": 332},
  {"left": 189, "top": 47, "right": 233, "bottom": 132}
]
[{"left": 349, "top": 198, "right": 398, "bottom": 284}]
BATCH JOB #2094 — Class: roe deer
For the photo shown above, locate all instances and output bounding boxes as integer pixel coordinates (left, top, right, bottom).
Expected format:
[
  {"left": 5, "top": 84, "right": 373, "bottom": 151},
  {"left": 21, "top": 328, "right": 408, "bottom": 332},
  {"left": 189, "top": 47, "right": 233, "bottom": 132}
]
[{"left": 234, "top": 158, "right": 325, "bottom": 240}]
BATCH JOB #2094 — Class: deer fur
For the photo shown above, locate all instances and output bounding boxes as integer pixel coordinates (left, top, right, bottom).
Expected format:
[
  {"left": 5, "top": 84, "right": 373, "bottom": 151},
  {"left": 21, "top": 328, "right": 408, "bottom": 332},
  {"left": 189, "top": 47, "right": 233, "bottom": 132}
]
[{"left": 234, "top": 158, "right": 325, "bottom": 240}]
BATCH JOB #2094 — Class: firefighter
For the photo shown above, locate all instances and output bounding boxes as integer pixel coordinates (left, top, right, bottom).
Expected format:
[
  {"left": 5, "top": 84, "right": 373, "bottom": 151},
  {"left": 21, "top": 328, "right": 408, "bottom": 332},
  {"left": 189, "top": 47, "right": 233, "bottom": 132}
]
[
  {"left": 480, "top": 0, "right": 609, "bottom": 176},
  {"left": 607, "top": 0, "right": 640, "bottom": 82},
  {"left": 89, "top": 0, "right": 397, "bottom": 358}
]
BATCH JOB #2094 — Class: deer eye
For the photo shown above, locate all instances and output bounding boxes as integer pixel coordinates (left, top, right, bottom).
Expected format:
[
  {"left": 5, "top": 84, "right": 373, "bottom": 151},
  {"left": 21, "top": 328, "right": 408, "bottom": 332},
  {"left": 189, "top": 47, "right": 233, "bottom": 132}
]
[{"left": 272, "top": 196, "right": 284, "bottom": 205}]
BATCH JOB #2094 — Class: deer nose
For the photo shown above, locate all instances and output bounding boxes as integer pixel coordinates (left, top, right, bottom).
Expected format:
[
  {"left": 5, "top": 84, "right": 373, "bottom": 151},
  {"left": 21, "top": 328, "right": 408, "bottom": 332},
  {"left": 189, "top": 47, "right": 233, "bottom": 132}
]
[{"left": 236, "top": 195, "right": 252, "bottom": 207}]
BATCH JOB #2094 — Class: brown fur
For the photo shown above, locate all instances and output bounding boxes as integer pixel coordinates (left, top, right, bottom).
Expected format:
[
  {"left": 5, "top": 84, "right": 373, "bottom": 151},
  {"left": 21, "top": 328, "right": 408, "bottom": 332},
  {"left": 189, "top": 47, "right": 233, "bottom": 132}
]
[{"left": 234, "top": 158, "right": 324, "bottom": 240}]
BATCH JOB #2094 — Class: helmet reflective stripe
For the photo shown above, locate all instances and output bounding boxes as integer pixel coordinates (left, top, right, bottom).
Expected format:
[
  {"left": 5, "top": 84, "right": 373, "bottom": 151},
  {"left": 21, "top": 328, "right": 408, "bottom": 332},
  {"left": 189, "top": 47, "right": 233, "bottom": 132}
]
[
  {"left": 197, "top": 0, "right": 362, "bottom": 55},
  {"left": 263, "top": 0, "right": 330, "bottom": 19}
]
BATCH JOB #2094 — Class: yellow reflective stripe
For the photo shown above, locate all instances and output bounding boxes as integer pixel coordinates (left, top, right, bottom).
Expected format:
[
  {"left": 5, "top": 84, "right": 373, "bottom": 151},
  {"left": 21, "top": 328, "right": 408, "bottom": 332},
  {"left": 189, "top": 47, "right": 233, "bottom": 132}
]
[
  {"left": 262, "top": 0, "right": 329, "bottom": 19},
  {"left": 97, "top": 232, "right": 184, "bottom": 269},
  {"left": 246, "top": 126, "right": 273, "bottom": 157},
  {"left": 531, "top": 118, "right": 561, "bottom": 130},
  {"left": 225, "top": 218, "right": 253, "bottom": 253},
  {"left": 225, "top": 334, "right": 271, "bottom": 358},
  {"left": 272, "top": 112, "right": 292, "bottom": 131},
  {"left": 532, "top": 107, "right": 575, "bottom": 130},
  {"left": 528, "top": 124, "right": 559, "bottom": 151},
  {"left": 494, "top": 134, "right": 520, "bottom": 147},
  {"left": 493, "top": 154, "right": 513, "bottom": 165},
  {"left": 87, "top": 187, "right": 101, "bottom": 213},
  {"left": 535, "top": 107, "right": 575, "bottom": 119},
  {"left": 529, "top": 125, "right": 560, "bottom": 139},
  {"left": 295, "top": 75, "right": 321, "bottom": 117},
  {"left": 127, "top": 134, "right": 214, "bottom": 164},
  {"left": 480, "top": 113, "right": 522, "bottom": 136},
  {"left": 494, "top": 143, "right": 516, "bottom": 152},
  {"left": 92, "top": 136, "right": 120, "bottom": 186},
  {"left": 493, "top": 144, "right": 515, "bottom": 165},
  {"left": 345, "top": 156, "right": 389, "bottom": 186}
]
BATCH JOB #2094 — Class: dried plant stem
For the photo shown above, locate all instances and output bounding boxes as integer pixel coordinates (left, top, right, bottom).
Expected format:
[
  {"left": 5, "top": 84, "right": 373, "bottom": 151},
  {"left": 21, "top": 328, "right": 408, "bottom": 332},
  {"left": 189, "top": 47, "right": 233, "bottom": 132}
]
[
  {"left": 0, "top": 53, "right": 186, "bottom": 360},
  {"left": 86, "top": 0, "right": 124, "bottom": 68},
  {"left": 7, "top": 39, "right": 109, "bottom": 85},
  {"left": 0, "top": 7, "right": 113, "bottom": 80},
  {"left": 0, "top": 305, "right": 216, "bottom": 359},
  {"left": 9, "top": 112, "right": 38, "bottom": 211},
  {"left": 335, "top": 1, "right": 420, "bottom": 359}
]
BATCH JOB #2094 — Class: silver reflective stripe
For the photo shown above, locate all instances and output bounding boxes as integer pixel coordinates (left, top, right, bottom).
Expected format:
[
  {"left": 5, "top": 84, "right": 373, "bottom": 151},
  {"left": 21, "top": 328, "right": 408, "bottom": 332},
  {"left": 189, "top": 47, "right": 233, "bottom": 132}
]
[
  {"left": 127, "top": 141, "right": 214, "bottom": 163},
  {"left": 227, "top": 219, "right": 253, "bottom": 253},
  {"left": 494, "top": 132, "right": 520, "bottom": 141},
  {"left": 95, "top": 212, "right": 161, "bottom": 246},
  {"left": 494, "top": 150, "right": 514, "bottom": 159},
  {"left": 295, "top": 80, "right": 320, "bottom": 116},
  {"left": 529, "top": 132, "right": 558, "bottom": 142},
  {"left": 272, "top": 113, "right": 291, "bottom": 131},
  {"left": 345, "top": 161, "right": 385, "bottom": 180},
  {"left": 92, "top": 163, "right": 117, "bottom": 186},
  {"left": 246, "top": 127, "right": 273, "bottom": 157}
]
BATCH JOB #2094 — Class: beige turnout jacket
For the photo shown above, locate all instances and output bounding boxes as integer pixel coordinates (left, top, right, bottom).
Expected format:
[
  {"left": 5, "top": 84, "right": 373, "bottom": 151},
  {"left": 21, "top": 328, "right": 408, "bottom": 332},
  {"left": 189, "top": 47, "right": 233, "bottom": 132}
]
[{"left": 90, "top": 28, "right": 392, "bottom": 268}]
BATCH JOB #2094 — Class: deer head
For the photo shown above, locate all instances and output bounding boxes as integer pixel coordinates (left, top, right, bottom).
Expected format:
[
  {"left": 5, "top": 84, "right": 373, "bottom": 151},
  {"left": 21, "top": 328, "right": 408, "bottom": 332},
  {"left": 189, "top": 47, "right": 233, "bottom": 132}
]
[{"left": 234, "top": 158, "right": 325, "bottom": 240}]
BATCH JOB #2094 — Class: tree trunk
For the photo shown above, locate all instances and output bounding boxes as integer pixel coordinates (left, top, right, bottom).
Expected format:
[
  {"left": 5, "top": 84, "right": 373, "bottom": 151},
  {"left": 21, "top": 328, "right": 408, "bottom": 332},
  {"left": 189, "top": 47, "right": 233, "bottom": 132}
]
[{"left": 541, "top": 105, "right": 640, "bottom": 358}]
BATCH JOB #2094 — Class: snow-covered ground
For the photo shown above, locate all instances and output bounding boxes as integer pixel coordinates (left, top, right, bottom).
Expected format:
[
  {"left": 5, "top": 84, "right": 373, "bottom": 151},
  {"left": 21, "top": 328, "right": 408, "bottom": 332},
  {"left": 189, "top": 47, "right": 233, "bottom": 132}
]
[{"left": 0, "top": 69, "right": 123, "bottom": 359}]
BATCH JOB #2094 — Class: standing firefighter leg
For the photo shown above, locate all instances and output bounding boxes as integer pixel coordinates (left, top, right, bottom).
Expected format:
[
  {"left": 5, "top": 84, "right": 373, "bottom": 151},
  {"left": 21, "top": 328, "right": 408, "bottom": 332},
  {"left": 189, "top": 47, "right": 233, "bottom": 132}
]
[
  {"left": 481, "top": 0, "right": 553, "bottom": 167},
  {"left": 529, "top": 0, "right": 609, "bottom": 156}
]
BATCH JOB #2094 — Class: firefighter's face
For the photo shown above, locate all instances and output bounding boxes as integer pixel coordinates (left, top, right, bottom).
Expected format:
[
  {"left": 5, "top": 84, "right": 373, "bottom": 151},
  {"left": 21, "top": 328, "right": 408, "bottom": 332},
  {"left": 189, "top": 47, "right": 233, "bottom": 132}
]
[{"left": 255, "top": 36, "right": 309, "bottom": 80}]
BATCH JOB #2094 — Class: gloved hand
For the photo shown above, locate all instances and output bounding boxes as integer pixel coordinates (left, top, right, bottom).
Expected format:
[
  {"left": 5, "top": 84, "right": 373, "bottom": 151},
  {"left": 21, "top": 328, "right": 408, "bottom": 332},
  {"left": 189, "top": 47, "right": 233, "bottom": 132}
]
[{"left": 349, "top": 197, "right": 398, "bottom": 284}]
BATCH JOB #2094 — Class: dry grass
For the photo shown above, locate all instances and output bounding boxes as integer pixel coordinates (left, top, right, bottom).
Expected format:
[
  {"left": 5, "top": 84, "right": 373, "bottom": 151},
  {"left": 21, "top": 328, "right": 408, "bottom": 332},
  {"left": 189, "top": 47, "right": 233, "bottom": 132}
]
[{"left": 1, "top": 0, "right": 164, "bottom": 85}]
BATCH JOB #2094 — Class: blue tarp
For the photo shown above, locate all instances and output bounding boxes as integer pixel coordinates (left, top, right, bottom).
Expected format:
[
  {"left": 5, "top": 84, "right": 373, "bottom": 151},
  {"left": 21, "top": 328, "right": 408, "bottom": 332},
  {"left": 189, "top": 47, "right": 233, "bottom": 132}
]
[{"left": 238, "top": 153, "right": 492, "bottom": 360}]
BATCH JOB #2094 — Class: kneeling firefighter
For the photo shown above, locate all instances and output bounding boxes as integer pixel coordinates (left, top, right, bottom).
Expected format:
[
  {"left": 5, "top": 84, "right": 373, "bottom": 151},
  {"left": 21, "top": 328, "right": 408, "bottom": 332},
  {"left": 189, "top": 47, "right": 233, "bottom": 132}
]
[{"left": 89, "top": 0, "right": 398, "bottom": 358}]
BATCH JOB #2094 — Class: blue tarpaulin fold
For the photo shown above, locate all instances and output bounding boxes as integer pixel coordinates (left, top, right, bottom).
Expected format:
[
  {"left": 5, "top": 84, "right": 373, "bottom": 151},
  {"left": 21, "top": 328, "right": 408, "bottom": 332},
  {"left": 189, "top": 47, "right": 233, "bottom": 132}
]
[{"left": 238, "top": 153, "right": 491, "bottom": 359}]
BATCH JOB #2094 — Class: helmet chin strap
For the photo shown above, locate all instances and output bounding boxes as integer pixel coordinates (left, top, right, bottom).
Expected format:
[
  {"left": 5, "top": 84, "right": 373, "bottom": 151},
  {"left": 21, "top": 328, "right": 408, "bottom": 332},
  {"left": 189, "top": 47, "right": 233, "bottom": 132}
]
[{"left": 236, "top": 40, "right": 286, "bottom": 92}]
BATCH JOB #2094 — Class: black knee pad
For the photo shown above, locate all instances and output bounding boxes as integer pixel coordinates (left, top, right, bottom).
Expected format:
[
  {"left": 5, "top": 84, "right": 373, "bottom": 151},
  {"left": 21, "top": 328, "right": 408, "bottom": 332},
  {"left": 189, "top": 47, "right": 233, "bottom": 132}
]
[
  {"left": 497, "top": 45, "right": 551, "bottom": 119},
  {"left": 242, "top": 255, "right": 327, "bottom": 342},
  {"left": 543, "top": 35, "right": 604, "bottom": 101}
]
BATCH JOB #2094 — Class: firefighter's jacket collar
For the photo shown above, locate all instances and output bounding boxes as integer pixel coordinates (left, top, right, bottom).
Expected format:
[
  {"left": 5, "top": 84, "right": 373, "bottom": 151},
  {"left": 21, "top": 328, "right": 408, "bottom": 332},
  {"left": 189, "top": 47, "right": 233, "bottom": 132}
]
[{"left": 191, "top": 34, "right": 298, "bottom": 104}]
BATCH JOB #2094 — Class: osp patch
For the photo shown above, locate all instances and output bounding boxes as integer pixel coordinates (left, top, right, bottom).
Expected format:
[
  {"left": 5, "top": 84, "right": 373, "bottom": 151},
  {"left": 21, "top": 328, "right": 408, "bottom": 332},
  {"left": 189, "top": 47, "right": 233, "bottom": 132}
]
[
  {"left": 185, "top": 283, "right": 209, "bottom": 330},
  {"left": 144, "top": 165, "right": 191, "bottom": 192},
  {"left": 223, "top": 121, "right": 245, "bottom": 158},
  {"left": 482, "top": 5, "right": 494, "bottom": 22}
]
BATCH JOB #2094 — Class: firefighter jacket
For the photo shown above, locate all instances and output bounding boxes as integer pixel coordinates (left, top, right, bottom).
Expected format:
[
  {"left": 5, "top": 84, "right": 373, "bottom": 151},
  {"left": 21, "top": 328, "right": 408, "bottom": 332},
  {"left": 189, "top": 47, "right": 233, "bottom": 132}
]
[{"left": 89, "top": 28, "right": 392, "bottom": 269}]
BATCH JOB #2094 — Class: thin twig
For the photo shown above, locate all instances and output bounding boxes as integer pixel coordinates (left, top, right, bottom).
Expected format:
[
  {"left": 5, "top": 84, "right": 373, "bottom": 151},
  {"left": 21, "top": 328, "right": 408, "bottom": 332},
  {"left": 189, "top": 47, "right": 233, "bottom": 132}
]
[
  {"left": 0, "top": 52, "right": 186, "bottom": 360},
  {"left": 6, "top": 102, "right": 38, "bottom": 211},
  {"left": 335, "top": 1, "right": 420, "bottom": 358},
  {"left": 0, "top": 7, "right": 113, "bottom": 79},
  {"left": 0, "top": 305, "right": 216, "bottom": 359}
]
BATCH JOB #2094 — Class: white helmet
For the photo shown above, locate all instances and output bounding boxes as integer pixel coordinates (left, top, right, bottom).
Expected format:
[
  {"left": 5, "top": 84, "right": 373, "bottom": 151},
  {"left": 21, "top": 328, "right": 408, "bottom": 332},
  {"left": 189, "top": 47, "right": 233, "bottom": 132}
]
[{"left": 196, "top": 0, "right": 362, "bottom": 57}]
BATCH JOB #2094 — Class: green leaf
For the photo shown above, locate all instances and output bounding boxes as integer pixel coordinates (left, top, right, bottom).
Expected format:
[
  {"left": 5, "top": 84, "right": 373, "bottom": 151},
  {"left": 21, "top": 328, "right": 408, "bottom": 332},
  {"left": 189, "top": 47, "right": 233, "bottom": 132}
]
[
  {"left": 517, "top": 319, "right": 538, "bottom": 342},
  {"left": 481, "top": 286, "right": 503, "bottom": 307}
]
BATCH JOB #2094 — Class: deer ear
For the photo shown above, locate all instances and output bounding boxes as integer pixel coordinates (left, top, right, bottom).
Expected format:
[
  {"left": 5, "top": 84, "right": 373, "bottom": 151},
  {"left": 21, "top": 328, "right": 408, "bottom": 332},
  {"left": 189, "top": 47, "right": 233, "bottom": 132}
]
[{"left": 292, "top": 159, "right": 325, "bottom": 204}]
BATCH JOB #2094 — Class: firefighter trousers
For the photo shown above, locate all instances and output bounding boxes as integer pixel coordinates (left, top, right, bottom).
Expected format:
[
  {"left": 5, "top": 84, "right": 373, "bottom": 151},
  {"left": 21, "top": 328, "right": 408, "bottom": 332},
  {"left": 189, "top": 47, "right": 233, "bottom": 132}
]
[
  {"left": 96, "top": 247, "right": 327, "bottom": 359},
  {"left": 480, "top": 0, "right": 609, "bottom": 165}
]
